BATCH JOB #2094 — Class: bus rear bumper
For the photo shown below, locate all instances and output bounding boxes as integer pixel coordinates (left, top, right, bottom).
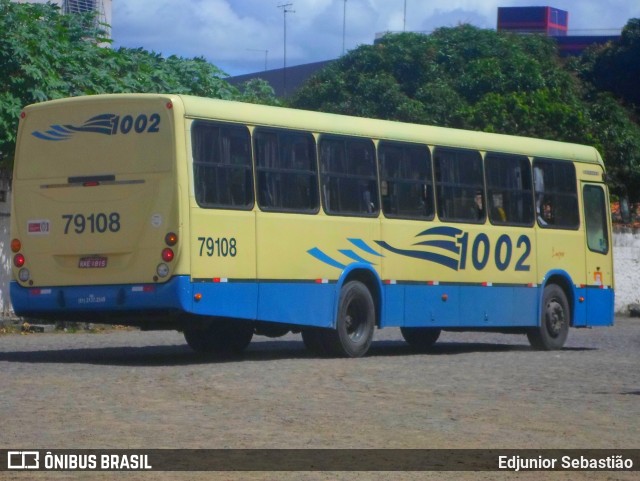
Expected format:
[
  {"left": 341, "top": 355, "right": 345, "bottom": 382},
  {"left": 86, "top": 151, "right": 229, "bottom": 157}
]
[{"left": 10, "top": 277, "right": 192, "bottom": 323}]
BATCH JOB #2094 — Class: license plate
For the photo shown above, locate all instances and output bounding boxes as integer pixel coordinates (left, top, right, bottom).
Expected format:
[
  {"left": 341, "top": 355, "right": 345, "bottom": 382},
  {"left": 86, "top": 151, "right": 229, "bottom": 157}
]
[{"left": 78, "top": 256, "right": 108, "bottom": 268}]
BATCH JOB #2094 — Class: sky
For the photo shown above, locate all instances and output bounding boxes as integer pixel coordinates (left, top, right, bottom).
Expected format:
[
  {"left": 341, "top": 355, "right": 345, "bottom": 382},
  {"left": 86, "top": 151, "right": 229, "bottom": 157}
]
[{"left": 110, "top": 0, "right": 638, "bottom": 77}]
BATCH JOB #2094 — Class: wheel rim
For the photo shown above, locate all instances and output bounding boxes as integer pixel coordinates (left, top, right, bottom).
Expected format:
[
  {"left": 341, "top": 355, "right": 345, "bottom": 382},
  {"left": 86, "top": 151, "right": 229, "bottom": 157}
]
[
  {"left": 345, "top": 299, "right": 367, "bottom": 342},
  {"left": 545, "top": 298, "right": 565, "bottom": 338}
]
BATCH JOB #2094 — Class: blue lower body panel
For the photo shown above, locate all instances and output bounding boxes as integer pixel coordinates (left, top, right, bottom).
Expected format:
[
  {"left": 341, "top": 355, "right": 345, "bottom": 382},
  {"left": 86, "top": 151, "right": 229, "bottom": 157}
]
[
  {"left": 10, "top": 276, "right": 337, "bottom": 328},
  {"left": 10, "top": 277, "right": 193, "bottom": 322},
  {"left": 586, "top": 287, "right": 615, "bottom": 326},
  {"left": 189, "top": 280, "right": 336, "bottom": 327},
  {"left": 382, "top": 283, "right": 539, "bottom": 328},
  {"left": 11, "top": 277, "right": 614, "bottom": 329}
]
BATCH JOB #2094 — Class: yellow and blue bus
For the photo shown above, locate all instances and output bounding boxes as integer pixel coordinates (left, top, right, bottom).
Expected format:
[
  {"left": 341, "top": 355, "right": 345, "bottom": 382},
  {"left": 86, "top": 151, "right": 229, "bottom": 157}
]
[{"left": 10, "top": 94, "right": 614, "bottom": 357}]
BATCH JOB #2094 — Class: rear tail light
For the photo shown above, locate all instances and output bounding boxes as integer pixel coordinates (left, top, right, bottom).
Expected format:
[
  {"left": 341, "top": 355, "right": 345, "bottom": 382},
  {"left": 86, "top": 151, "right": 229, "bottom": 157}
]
[
  {"left": 156, "top": 264, "right": 170, "bottom": 278},
  {"left": 13, "top": 254, "right": 25, "bottom": 268},
  {"left": 161, "top": 248, "right": 174, "bottom": 262},
  {"left": 165, "top": 232, "right": 178, "bottom": 246},
  {"left": 155, "top": 232, "right": 177, "bottom": 280},
  {"left": 18, "top": 269, "right": 30, "bottom": 282},
  {"left": 11, "top": 238, "right": 21, "bottom": 253},
  {"left": 12, "top": 238, "right": 31, "bottom": 283}
]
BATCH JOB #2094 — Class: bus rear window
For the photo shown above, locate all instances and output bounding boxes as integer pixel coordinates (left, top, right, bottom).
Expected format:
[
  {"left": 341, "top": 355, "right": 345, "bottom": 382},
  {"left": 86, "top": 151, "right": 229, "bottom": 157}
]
[{"left": 192, "top": 121, "right": 254, "bottom": 210}]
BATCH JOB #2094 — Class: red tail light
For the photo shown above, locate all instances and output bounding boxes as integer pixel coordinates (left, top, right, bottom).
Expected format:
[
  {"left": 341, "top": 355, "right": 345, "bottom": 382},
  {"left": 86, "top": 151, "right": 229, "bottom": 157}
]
[
  {"left": 161, "top": 248, "right": 174, "bottom": 262},
  {"left": 14, "top": 254, "right": 25, "bottom": 268}
]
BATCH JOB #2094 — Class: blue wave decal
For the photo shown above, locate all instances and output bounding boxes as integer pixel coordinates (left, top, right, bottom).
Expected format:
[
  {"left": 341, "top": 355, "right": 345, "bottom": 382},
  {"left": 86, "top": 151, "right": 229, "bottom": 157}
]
[
  {"left": 32, "top": 114, "right": 116, "bottom": 141},
  {"left": 308, "top": 230, "right": 464, "bottom": 272},
  {"left": 375, "top": 227, "right": 464, "bottom": 270},
  {"left": 348, "top": 238, "right": 383, "bottom": 257},
  {"left": 307, "top": 248, "right": 347, "bottom": 269},
  {"left": 413, "top": 239, "right": 460, "bottom": 254},
  {"left": 375, "top": 241, "right": 459, "bottom": 271},
  {"left": 339, "top": 249, "right": 375, "bottom": 265},
  {"left": 307, "top": 238, "right": 383, "bottom": 269},
  {"left": 416, "top": 226, "right": 463, "bottom": 238}
]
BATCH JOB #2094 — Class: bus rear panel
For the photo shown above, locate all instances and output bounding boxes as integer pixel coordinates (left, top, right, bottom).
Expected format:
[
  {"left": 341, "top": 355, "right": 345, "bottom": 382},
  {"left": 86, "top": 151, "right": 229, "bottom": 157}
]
[{"left": 10, "top": 95, "right": 188, "bottom": 323}]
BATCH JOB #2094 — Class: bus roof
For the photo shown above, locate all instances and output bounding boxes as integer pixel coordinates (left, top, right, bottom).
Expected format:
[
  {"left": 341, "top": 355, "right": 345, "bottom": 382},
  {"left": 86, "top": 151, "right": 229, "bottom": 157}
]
[
  {"left": 23, "top": 94, "right": 604, "bottom": 166},
  {"left": 179, "top": 95, "right": 603, "bottom": 166}
]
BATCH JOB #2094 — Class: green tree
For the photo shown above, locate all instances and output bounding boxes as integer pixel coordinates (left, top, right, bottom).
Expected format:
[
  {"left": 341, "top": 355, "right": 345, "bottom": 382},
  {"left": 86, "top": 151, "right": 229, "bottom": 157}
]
[
  {"left": 293, "top": 26, "right": 589, "bottom": 140},
  {"left": 577, "top": 19, "right": 640, "bottom": 114},
  {"left": 0, "top": 0, "right": 277, "bottom": 167},
  {"left": 234, "top": 78, "right": 282, "bottom": 106},
  {"left": 292, "top": 25, "right": 640, "bottom": 199},
  {"left": 567, "top": 18, "right": 640, "bottom": 200}
]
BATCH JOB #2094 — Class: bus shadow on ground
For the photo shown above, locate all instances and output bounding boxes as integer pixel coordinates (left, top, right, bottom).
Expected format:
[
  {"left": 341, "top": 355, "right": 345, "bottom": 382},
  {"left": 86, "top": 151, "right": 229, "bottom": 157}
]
[{"left": 0, "top": 339, "right": 595, "bottom": 367}]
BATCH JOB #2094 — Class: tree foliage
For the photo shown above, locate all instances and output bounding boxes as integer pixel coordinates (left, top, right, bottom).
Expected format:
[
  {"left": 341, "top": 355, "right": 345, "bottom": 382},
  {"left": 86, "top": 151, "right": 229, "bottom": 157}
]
[
  {"left": 292, "top": 24, "right": 640, "bottom": 200},
  {"left": 0, "top": 0, "right": 278, "bottom": 166},
  {"left": 576, "top": 19, "right": 640, "bottom": 114}
]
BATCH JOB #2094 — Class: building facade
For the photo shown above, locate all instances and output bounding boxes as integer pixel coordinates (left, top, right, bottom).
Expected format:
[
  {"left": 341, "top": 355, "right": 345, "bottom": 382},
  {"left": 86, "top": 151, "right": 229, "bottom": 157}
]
[{"left": 12, "top": 0, "right": 112, "bottom": 34}]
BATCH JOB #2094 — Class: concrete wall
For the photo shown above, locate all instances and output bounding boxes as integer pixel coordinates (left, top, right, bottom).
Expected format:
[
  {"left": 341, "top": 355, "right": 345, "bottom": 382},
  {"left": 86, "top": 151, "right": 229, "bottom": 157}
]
[
  {"left": 0, "top": 182, "right": 12, "bottom": 317},
  {"left": 613, "top": 229, "right": 640, "bottom": 313}
]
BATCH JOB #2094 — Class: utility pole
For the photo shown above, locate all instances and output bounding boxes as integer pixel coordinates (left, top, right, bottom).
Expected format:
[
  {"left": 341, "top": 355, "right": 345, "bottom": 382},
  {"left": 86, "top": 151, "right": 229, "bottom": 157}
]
[
  {"left": 278, "top": 3, "right": 295, "bottom": 96},
  {"left": 403, "top": 0, "right": 407, "bottom": 31},
  {"left": 342, "top": 0, "right": 347, "bottom": 55}
]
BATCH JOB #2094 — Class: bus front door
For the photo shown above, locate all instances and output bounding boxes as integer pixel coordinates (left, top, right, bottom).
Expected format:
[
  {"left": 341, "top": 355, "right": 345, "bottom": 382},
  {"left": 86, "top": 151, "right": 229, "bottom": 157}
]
[{"left": 582, "top": 182, "right": 614, "bottom": 326}]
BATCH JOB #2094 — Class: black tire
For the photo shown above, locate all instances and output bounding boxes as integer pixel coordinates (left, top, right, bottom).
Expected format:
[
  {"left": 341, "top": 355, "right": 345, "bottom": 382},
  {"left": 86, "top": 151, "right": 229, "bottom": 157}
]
[
  {"left": 322, "top": 281, "right": 375, "bottom": 358},
  {"left": 400, "top": 327, "right": 441, "bottom": 351},
  {"left": 527, "top": 284, "right": 570, "bottom": 350},
  {"left": 184, "top": 319, "right": 253, "bottom": 355}
]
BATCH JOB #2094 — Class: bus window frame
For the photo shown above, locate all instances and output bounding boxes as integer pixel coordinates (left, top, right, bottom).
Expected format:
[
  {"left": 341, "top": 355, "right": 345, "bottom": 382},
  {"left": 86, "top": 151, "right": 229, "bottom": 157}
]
[
  {"left": 378, "top": 140, "right": 435, "bottom": 222},
  {"left": 253, "top": 127, "right": 320, "bottom": 215},
  {"left": 583, "top": 184, "right": 610, "bottom": 255},
  {"left": 484, "top": 152, "right": 535, "bottom": 228},
  {"left": 191, "top": 120, "right": 255, "bottom": 211},
  {"left": 533, "top": 158, "right": 580, "bottom": 230},
  {"left": 319, "top": 134, "right": 380, "bottom": 218},
  {"left": 433, "top": 147, "right": 486, "bottom": 224}
]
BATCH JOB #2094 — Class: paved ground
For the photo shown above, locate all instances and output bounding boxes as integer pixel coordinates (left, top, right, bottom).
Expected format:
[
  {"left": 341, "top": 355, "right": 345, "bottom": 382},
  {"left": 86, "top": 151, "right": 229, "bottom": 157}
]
[{"left": 0, "top": 317, "right": 638, "bottom": 480}]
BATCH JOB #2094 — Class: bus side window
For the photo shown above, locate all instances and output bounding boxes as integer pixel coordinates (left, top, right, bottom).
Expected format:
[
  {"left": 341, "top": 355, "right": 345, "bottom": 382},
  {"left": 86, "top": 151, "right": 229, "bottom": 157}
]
[
  {"left": 533, "top": 159, "right": 579, "bottom": 229},
  {"left": 379, "top": 141, "right": 434, "bottom": 220},
  {"left": 254, "top": 129, "right": 319, "bottom": 213},
  {"left": 192, "top": 121, "right": 253, "bottom": 209},
  {"left": 583, "top": 184, "right": 609, "bottom": 254},
  {"left": 485, "top": 153, "right": 534, "bottom": 226},
  {"left": 320, "top": 136, "right": 378, "bottom": 217},
  {"left": 434, "top": 147, "right": 485, "bottom": 223}
]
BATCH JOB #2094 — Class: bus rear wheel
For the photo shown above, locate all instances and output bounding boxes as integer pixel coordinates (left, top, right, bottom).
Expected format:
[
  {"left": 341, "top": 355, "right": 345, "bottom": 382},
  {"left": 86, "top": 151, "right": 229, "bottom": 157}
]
[
  {"left": 527, "top": 284, "right": 569, "bottom": 350},
  {"left": 322, "top": 281, "right": 375, "bottom": 358},
  {"left": 400, "top": 327, "right": 441, "bottom": 351},
  {"left": 184, "top": 319, "right": 253, "bottom": 356}
]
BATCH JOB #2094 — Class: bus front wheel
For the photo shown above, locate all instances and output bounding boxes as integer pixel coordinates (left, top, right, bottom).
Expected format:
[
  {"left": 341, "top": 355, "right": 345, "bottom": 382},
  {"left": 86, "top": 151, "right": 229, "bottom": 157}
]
[
  {"left": 400, "top": 327, "right": 441, "bottom": 351},
  {"left": 184, "top": 319, "right": 253, "bottom": 355},
  {"left": 527, "top": 284, "right": 569, "bottom": 350},
  {"left": 322, "top": 281, "right": 375, "bottom": 358}
]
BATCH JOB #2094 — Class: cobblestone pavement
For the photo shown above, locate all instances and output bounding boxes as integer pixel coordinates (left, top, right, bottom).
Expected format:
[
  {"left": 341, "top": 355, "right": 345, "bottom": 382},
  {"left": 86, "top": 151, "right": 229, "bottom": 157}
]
[{"left": 0, "top": 317, "right": 638, "bottom": 481}]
